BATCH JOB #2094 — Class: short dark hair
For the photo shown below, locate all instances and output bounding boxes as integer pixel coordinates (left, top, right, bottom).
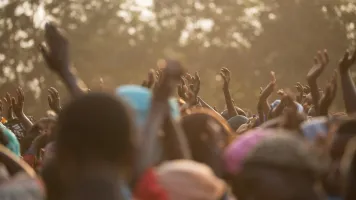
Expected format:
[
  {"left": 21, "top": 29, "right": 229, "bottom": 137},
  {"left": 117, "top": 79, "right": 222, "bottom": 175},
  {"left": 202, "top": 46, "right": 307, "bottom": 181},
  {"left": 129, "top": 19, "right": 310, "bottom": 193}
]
[{"left": 55, "top": 92, "right": 136, "bottom": 166}]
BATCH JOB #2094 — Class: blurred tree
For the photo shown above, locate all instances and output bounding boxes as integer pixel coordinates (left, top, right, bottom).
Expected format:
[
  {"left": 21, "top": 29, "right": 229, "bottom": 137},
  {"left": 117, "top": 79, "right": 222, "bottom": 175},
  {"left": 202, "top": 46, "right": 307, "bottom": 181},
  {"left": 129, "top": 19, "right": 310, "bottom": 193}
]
[{"left": 0, "top": 0, "right": 355, "bottom": 116}]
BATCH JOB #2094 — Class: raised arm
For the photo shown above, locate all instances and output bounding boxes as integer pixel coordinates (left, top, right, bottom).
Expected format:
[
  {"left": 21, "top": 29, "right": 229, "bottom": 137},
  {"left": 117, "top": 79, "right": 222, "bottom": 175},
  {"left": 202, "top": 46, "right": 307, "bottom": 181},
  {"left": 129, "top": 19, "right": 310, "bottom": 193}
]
[
  {"left": 40, "top": 23, "right": 87, "bottom": 98},
  {"left": 319, "top": 71, "right": 337, "bottom": 116},
  {"left": 258, "top": 71, "right": 276, "bottom": 122},
  {"left": 133, "top": 60, "right": 186, "bottom": 184},
  {"left": 339, "top": 49, "right": 356, "bottom": 114},
  {"left": 220, "top": 67, "right": 238, "bottom": 118},
  {"left": 47, "top": 87, "right": 62, "bottom": 115},
  {"left": 306, "top": 50, "right": 329, "bottom": 115},
  {"left": 11, "top": 87, "right": 33, "bottom": 131}
]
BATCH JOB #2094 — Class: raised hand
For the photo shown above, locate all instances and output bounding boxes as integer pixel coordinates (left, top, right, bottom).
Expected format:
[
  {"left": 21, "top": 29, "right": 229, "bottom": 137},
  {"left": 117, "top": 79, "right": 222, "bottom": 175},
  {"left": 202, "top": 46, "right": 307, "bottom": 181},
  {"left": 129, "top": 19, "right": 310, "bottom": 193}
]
[
  {"left": 99, "top": 77, "right": 104, "bottom": 91},
  {"left": 220, "top": 67, "right": 230, "bottom": 89},
  {"left": 277, "top": 89, "right": 285, "bottom": 96},
  {"left": 3, "top": 93, "right": 14, "bottom": 120},
  {"left": 154, "top": 60, "right": 186, "bottom": 101},
  {"left": 303, "top": 85, "right": 311, "bottom": 94},
  {"left": 339, "top": 49, "right": 356, "bottom": 74},
  {"left": 147, "top": 69, "right": 156, "bottom": 88},
  {"left": 10, "top": 87, "right": 33, "bottom": 130},
  {"left": 40, "top": 23, "right": 70, "bottom": 74},
  {"left": 40, "top": 23, "right": 86, "bottom": 98},
  {"left": 319, "top": 71, "right": 338, "bottom": 116},
  {"left": 177, "top": 77, "right": 189, "bottom": 100},
  {"left": 48, "top": 87, "right": 62, "bottom": 114},
  {"left": 307, "top": 50, "right": 329, "bottom": 81},
  {"left": 295, "top": 82, "right": 304, "bottom": 103},
  {"left": 262, "top": 71, "right": 276, "bottom": 95},
  {"left": 11, "top": 87, "right": 25, "bottom": 118},
  {"left": 190, "top": 71, "right": 200, "bottom": 96},
  {"left": 295, "top": 82, "right": 303, "bottom": 93},
  {"left": 142, "top": 69, "right": 156, "bottom": 89}
]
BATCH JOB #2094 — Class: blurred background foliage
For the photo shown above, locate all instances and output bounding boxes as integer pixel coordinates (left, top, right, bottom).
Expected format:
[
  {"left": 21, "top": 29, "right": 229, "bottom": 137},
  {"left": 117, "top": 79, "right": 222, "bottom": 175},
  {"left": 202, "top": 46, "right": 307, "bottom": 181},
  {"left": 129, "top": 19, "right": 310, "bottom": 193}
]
[{"left": 0, "top": 0, "right": 356, "bottom": 117}]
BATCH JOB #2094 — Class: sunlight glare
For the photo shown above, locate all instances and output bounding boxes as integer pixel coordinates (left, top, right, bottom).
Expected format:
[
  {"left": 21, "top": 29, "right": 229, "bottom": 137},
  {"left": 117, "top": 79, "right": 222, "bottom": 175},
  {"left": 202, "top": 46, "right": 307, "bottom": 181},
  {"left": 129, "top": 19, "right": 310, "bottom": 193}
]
[{"left": 135, "top": 0, "right": 153, "bottom": 7}]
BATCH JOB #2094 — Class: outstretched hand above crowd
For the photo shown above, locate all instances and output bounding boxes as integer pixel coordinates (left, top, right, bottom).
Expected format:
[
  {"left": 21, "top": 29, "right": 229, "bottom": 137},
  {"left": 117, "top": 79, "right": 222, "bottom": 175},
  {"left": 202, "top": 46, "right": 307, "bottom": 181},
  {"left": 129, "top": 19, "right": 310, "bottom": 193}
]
[
  {"left": 40, "top": 23, "right": 87, "bottom": 98},
  {"left": 40, "top": 23, "right": 70, "bottom": 75},
  {"left": 47, "top": 87, "right": 62, "bottom": 114}
]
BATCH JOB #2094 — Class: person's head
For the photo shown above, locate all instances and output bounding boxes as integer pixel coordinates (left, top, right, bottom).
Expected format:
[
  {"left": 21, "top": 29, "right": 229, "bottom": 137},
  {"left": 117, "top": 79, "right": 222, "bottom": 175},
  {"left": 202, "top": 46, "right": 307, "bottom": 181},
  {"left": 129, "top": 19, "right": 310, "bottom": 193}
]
[
  {"left": 115, "top": 85, "right": 180, "bottom": 128},
  {"left": 301, "top": 117, "right": 328, "bottom": 142},
  {"left": 271, "top": 99, "right": 304, "bottom": 115},
  {"left": 223, "top": 128, "right": 273, "bottom": 176},
  {"left": 181, "top": 108, "right": 232, "bottom": 176},
  {"left": 235, "top": 132, "right": 325, "bottom": 200},
  {"left": 55, "top": 92, "right": 136, "bottom": 178},
  {"left": 220, "top": 106, "right": 246, "bottom": 120},
  {"left": 21, "top": 117, "right": 57, "bottom": 154},
  {"left": 36, "top": 117, "right": 56, "bottom": 136},
  {"left": 155, "top": 160, "right": 226, "bottom": 200},
  {"left": 323, "top": 118, "right": 356, "bottom": 196},
  {"left": 0, "top": 123, "right": 20, "bottom": 157},
  {"left": 227, "top": 115, "right": 248, "bottom": 132}
]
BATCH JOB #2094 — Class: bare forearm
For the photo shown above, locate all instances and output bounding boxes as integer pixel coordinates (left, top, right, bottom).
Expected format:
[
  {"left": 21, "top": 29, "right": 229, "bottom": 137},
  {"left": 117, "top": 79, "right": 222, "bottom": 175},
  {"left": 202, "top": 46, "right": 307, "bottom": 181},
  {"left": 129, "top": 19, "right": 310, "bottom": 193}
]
[
  {"left": 223, "top": 87, "right": 238, "bottom": 118},
  {"left": 340, "top": 70, "right": 356, "bottom": 114},
  {"left": 59, "top": 70, "right": 86, "bottom": 98},
  {"left": 307, "top": 79, "right": 320, "bottom": 114}
]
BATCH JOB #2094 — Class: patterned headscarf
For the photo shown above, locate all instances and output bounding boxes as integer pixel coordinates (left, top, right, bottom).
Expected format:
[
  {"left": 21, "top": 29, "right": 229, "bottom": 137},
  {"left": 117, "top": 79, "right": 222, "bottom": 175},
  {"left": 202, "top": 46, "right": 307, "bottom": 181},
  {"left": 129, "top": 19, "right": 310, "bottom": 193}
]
[{"left": 223, "top": 128, "right": 273, "bottom": 175}]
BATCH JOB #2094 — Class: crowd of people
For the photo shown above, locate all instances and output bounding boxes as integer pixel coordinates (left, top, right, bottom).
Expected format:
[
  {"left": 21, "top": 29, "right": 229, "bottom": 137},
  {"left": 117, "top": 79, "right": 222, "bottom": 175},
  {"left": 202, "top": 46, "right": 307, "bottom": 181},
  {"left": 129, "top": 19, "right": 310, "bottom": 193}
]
[{"left": 0, "top": 22, "right": 356, "bottom": 200}]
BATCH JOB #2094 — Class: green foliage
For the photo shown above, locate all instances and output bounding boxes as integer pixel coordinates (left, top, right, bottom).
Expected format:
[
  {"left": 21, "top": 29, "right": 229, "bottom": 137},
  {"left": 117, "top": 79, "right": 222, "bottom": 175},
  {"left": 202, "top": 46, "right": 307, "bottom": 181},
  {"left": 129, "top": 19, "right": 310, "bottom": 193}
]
[{"left": 0, "top": 0, "right": 355, "bottom": 117}]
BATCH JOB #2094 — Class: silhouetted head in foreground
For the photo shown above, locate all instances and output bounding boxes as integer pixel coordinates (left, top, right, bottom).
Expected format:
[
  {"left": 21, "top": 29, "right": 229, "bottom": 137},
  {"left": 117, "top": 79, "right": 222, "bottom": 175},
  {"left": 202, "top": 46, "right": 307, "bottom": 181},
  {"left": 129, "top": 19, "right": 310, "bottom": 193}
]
[{"left": 50, "top": 92, "right": 136, "bottom": 200}]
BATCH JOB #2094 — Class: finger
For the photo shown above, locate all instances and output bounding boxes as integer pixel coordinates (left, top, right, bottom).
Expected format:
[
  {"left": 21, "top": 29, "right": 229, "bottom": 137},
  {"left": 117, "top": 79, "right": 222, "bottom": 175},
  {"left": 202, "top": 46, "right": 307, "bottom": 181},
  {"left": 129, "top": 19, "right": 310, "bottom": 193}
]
[
  {"left": 317, "top": 51, "right": 323, "bottom": 64},
  {"left": 39, "top": 43, "right": 50, "bottom": 63},
  {"left": 48, "top": 95, "right": 53, "bottom": 105},
  {"left": 351, "top": 49, "right": 356, "bottom": 64},
  {"left": 195, "top": 72, "right": 200, "bottom": 83},
  {"left": 194, "top": 71, "right": 199, "bottom": 77},
  {"left": 314, "top": 57, "right": 319, "bottom": 65},
  {"left": 142, "top": 80, "right": 148, "bottom": 87},
  {"left": 48, "top": 88, "right": 55, "bottom": 98},
  {"left": 6, "top": 93, "right": 11, "bottom": 102},
  {"left": 11, "top": 97, "right": 16, "bottom": 107},
  {"left": 342, "top": 51, "right": 350, "bottom": 63},
  {"left": 223, "top": 68, "right": 231, "bottom": 77},
  {"left": 219, "top": 72, "right": 225, "bottom": 80},
  {"left": 17, "top": 87, "right": 24, "bottom": 102},
  {"left": 50, "top": 87, "right": 60, "bottom": 99},
  {"left": 180, "top": 77, "right": 186, "bottom": 85},
  {"left": 270, "top": 71, "right": 276, "bottom": 82},
  {"left": 16, "top": 88, "right": 21, "bottom": 102},
  {"left": 194, "top": 71, "right": 200, "bottom": 81},
  {"left": 323, "top": 49, "right": 329, "bottom": 64}
]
